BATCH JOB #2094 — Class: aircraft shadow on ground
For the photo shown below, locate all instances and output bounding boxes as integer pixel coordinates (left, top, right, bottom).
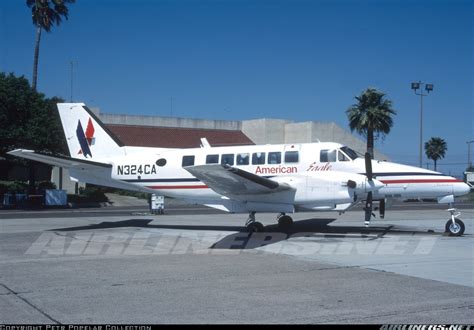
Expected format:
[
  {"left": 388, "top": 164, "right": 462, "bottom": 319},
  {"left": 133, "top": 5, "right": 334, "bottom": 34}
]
[
  {"left": 50, "top": 219, "right": 243, "bottom": 233},
  {"left": 209, "top": 219, "right": 441, "bottom": 250},
  {"left": 49, "top": 218, "right": 440, "bottom": 250}
]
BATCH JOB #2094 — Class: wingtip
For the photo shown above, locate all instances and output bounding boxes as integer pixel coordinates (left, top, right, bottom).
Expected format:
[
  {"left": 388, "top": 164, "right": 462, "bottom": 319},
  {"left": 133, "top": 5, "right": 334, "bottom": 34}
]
[{"left": 7, "top": 149, "right": 35, "bottom": 157}]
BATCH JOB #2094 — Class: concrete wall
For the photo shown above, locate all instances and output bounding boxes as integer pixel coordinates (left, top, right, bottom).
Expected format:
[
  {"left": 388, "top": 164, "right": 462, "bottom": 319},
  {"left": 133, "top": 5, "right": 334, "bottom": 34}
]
[
  {"left": 284, "top": 122, "right": 313, "bottom": 143},
  {"left": 51, "top": 167, "right": 85, "bottom": 194},
  {"left": 100, "top": 113, "right": 242, "bottom": 131},
  {"left": 241, "top": 119, "right": 291, "bottom": 145},
  {"left": 244, "top": 120, "right": 389, "bottom": 160}
]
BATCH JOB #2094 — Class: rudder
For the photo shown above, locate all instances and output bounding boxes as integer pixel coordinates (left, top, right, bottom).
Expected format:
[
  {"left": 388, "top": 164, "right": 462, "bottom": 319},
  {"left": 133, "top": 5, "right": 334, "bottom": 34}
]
[{"left": 57, "top": 103, "right": 125, "bottom": 160}]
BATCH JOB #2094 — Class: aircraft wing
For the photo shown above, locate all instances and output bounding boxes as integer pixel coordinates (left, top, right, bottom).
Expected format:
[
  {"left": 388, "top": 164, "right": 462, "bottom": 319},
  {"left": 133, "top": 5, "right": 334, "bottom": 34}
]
[{"left": 184, "top": 164, "right": 296, "bottom": 204}]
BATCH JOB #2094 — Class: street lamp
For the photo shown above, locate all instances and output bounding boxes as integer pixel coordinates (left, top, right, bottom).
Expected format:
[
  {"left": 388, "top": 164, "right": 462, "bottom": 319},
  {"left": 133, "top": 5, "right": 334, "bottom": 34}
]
[
  {"left": 411, "top": 81, "right": 434, "bottom": 168},
  {"left": 467, "top": 141, "right": 474, "bottom": 169}
]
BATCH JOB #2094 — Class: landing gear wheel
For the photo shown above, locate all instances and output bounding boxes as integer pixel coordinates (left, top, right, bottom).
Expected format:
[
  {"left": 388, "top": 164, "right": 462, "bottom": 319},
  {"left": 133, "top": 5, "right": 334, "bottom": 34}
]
[
  {"left": 278, "top": 215, "right": 293, "bottom": 230},
  {"left": 246, "top": 222, "right": 264, "bottom": 233},
  {"left": 445, "top": 218, "right": 465, "bottom": 237}
]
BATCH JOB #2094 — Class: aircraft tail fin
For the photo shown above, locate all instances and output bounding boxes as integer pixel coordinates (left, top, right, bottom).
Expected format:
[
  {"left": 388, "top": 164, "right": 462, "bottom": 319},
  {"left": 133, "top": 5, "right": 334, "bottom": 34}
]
[{"left": 57, "top": 103, "right": 125, "bottom": 161}]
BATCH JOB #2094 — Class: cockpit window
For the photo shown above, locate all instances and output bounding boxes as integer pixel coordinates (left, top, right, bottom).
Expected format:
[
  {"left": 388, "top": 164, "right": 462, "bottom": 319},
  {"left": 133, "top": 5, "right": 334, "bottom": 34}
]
[
  {"left": 321, "top": 147, "right": 358, "bottom": 162},
  {"left": 340, "top": 146, "right": 359, "bottom": 160}
]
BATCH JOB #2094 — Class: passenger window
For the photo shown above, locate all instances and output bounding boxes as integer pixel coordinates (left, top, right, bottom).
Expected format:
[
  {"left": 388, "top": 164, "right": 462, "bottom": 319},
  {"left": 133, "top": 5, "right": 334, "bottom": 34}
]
[
  {"left": 268, "top": 152, "right": 281, "bottom": 164},
  {"left": 182, "top": 155, "right": 195, "bottom": 167},
  {"left": 320, "top": 150, "right": 336, "bottom": 162},
  {"left": 206, "top": 154, "right": 219, "bottom": 164},
  {"left": 252, "top": 152, "right": 266, "bottom": 165},
  {"left": 236, "top": 153, "right": 249, "bottom": 165},
  {"left": 284, "top": 151, "right": 299, "bottom": 163},
  {"left": 221, "top": 154, "right": 234, "bottom": 166}
]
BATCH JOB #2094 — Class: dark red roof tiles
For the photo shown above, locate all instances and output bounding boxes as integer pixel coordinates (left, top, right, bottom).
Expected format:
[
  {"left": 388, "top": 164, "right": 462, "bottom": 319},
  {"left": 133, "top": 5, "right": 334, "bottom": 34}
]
[{"left": 106, "top": 124, "right": 254, "bottom": 148}]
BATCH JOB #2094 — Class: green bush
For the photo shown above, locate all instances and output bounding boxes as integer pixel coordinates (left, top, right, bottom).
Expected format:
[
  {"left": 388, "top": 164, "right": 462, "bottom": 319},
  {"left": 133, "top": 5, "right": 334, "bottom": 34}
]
[
  {"left": 37, "top": 181, "right": 57, "bottom": 191},
  {"left": 0, "top": 181, "right": 28, "bottom": 194},
  {"left": 0, "top": 181, "right": 59, "bottom": 195}
]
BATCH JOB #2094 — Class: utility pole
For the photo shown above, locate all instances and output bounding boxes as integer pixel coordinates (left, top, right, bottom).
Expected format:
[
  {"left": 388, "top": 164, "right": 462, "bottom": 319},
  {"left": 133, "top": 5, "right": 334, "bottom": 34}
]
[
  {"left": 411, "top": 81, "right": 434, "bottom": 168},
  {"left": 467, "top": 140, "right": 474, "bottom": 169},
  {"left": 70, "top": 61, "right": 74, "bottom": 102}
]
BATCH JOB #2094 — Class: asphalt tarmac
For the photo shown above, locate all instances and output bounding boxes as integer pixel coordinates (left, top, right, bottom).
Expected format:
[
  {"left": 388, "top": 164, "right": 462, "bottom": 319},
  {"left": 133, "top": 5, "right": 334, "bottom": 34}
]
[{"left": 0, "top": 204, "right": 473, "bottom": 324}]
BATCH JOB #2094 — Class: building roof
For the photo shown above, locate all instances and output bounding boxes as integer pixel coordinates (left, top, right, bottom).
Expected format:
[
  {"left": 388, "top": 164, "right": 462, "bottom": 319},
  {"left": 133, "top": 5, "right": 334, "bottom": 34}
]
[{"left": 106, "top": 124, "right": 254, "bottom": 148}]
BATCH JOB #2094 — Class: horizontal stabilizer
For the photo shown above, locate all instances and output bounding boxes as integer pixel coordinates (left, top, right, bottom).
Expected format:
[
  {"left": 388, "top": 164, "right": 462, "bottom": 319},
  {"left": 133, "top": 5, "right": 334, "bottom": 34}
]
[
  {"left": 7, "top": 149, "right": 112, "bottom": 170},
  {"left": 7, "top": 149, "right": 152, "bottom": 193}
]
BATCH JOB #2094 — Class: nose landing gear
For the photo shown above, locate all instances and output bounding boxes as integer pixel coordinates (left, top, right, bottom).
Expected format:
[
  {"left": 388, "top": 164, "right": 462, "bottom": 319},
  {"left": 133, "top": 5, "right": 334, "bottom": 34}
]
[{"left": 445, "top": 208, "right": 465, "bottom": 237}]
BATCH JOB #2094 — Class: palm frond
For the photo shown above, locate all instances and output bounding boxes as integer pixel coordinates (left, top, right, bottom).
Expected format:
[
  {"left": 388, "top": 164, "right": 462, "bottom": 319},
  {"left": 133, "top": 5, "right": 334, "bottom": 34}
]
[
  {"left": 345, "top": 87, "right": 397, "bottom": 138},
  {"left": 27, "top": 0, "right": 74, "bottom": 31}
]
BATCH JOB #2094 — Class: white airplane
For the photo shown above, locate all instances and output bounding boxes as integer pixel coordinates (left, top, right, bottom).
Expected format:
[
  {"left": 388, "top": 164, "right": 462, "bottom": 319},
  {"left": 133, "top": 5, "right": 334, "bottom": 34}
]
[{"left": 8, "top": 103, "right": 471, "bottom": 236}]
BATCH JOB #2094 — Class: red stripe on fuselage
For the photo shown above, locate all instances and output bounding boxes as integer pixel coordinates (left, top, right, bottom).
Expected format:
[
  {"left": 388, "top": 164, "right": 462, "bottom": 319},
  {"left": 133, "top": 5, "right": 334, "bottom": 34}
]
[{"left": 381, "top": 179, "right": 462, "bottom": 184}]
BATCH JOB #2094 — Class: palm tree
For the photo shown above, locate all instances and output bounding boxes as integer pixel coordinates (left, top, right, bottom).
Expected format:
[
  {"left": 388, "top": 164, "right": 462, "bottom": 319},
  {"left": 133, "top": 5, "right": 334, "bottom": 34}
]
[
  {"left": 425, "top": 137, "right": 447, "bottom": 171},
  {"left": 346, "top": 88, "right": 397, "bottom": 159},
  {"left": 27, "top": 0, "right": 75, "bottom": 91}
]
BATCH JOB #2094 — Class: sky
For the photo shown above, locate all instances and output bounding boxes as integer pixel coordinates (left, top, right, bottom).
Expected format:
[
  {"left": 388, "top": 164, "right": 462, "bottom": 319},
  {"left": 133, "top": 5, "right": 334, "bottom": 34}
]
[{"left": 1, "top": 0, "right": 473, "bottom": 177}]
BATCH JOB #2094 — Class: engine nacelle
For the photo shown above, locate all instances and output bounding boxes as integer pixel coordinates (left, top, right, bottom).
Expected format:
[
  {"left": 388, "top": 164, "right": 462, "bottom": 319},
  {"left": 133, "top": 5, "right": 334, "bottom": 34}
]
[{"left": 291, "top": 171, "right": 384, "bottom": 209}]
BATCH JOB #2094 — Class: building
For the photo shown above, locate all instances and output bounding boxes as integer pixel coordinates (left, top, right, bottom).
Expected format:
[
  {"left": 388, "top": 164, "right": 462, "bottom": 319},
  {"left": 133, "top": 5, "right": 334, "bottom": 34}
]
[{"left": 98, "top": 109, "right": 388, "bottom": 159}]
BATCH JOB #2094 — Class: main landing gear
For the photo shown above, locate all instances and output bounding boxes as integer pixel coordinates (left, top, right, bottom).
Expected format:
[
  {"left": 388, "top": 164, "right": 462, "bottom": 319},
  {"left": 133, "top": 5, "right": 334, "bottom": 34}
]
[
  {"left": 445, "top": 208, "right": 465, "bottom": 237},
  {"left": 277, "top": 213, "right": 293, "bottom": 230},
  {"left": 245, "top": 212, "right": 264, "bottom": 232},
  {"left": 244, "top": 212, "right": 294, "bottom": 232}
]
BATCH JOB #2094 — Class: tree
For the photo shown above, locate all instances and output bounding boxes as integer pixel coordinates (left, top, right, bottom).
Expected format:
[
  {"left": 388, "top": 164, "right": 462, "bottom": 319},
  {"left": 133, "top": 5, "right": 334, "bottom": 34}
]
[
  {"left": 0, "top": 72, "right": 66, "bottom": 156},
  {"left": 346, "top": 88, "right": 397, "bottom": 159},
  {"left": 425, "top": 137, "right": 447, "bottom": 171},
  {"left": 27, "top": 0, "right": 75, "bottom": 91},
  {"left": 0, "top": 72, "right": 67, "bottom": 190}
]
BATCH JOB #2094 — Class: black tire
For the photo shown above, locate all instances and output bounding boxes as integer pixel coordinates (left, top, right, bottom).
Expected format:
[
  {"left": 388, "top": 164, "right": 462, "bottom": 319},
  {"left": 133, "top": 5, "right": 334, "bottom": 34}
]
[
  {"left": 278, "top": 215, "right": 293, "bottom": 230},
  {"left": 247, "top": 222, "right": 264, "bottom": 233},
  {"left": 445, "top": 218, "right": 465, "bottom": 237}
]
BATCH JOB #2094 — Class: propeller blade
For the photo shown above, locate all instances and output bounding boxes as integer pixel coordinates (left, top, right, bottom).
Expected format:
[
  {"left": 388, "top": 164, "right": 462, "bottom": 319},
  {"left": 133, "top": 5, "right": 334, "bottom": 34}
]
[
  {"left": 365, "top": 152, "right": 373, "bottom": 181},
  {"left": 364, "top": 192, "right": 373, "bottom": 224},
  {"left": 379, "top": 199, "right": 386, "bottom": 219}
]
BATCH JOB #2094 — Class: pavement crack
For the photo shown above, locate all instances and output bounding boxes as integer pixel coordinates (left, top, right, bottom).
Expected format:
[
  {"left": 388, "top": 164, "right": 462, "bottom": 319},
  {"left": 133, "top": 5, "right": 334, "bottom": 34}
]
[{"left": 0, "top": 283, "right": 60, "bottom": 324}]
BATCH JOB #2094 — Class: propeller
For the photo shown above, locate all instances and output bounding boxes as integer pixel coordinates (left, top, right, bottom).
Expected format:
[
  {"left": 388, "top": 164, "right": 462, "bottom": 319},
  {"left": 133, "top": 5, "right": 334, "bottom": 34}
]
[
  {"left": 379, "top": 198, "right": 386, "bottom": 219},
  {"left": 365, "top": 151, "right": 373, "bottom": 181},
  {"left": 364, "top": 152, "right": 375, "bottom": 226}
]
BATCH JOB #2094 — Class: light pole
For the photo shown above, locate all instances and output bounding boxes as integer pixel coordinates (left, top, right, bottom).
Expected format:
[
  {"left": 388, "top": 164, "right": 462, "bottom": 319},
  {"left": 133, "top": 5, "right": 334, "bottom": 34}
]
[
  {"left": 411, "top": 81, "right": 434, "bottom": 168},
  {"left": 467, "top": 140, "right": 474, "bottom": 169}
]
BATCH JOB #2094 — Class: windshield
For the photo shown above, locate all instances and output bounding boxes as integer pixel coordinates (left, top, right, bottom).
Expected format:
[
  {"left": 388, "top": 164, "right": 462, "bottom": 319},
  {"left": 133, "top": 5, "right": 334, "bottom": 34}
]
[{"left": 340, "top": 146, "right": 359, "bottom": 160}]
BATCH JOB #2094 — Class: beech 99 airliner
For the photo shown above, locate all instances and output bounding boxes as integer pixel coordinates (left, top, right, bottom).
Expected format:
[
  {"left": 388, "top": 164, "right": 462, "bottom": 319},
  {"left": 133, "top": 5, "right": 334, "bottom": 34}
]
[{"left": 8, "top": 103, "right": 471, "bottom": 236}]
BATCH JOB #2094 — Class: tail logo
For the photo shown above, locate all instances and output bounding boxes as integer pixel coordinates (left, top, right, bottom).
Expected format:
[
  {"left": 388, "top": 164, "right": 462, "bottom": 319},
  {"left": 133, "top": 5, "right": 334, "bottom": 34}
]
[{"left": 76, "top": 118, "right": 95, "bottom": 158}]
